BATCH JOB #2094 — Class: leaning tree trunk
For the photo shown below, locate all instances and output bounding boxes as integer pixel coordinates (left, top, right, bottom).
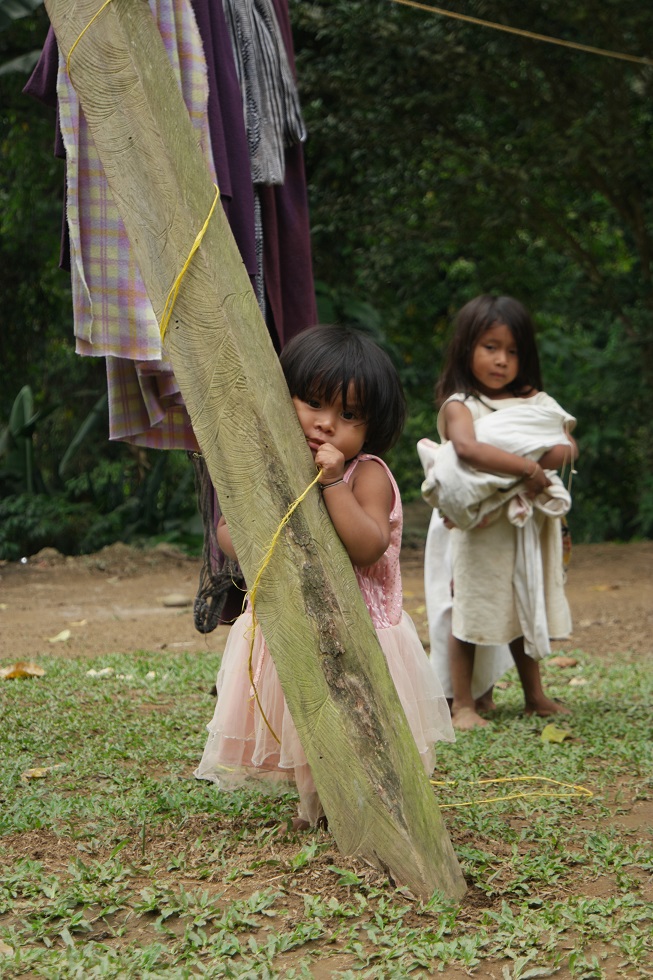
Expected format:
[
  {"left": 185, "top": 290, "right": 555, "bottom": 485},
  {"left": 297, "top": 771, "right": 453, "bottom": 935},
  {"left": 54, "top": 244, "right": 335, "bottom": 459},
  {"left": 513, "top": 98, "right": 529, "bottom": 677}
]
[{"left": 45, "top": 0, "right": 465, "bottom": 901}]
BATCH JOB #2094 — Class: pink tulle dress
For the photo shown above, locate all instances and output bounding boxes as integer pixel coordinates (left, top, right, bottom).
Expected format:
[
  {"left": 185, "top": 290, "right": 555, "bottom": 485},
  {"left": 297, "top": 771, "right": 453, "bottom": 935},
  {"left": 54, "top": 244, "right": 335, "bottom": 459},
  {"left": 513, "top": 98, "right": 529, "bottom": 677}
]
[{"left": 194, "top": 454, "right": 455, "bottom": 824}]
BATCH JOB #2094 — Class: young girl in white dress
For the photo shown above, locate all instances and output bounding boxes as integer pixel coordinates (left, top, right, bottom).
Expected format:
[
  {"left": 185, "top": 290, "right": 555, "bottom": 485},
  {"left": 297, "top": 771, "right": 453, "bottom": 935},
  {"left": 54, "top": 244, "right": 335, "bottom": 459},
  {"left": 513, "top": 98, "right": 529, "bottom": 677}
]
[
  {"left": 195, "top": 325, "right": 454, "bottom": 827},
  {"left": 422, "top": 295, "right": 578, "bottom": 731}
]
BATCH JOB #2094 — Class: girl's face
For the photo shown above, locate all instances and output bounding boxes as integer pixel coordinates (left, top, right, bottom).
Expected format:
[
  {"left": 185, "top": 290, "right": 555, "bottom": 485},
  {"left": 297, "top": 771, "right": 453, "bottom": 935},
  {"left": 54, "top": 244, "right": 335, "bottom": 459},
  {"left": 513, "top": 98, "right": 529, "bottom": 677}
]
[
  {"left": 471, "top": 322, "right": 519, "bottom": 397},
  {"left": 292, "top": 381, "right": 368, "bottom": 462}
]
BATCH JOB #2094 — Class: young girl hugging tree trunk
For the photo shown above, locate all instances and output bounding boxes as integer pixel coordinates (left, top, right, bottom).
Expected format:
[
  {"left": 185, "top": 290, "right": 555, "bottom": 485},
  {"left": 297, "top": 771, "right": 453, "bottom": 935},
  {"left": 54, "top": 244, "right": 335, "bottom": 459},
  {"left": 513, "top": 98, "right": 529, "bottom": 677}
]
[{"left": 196, "top": 325, "right": 455, "bottom": 828}]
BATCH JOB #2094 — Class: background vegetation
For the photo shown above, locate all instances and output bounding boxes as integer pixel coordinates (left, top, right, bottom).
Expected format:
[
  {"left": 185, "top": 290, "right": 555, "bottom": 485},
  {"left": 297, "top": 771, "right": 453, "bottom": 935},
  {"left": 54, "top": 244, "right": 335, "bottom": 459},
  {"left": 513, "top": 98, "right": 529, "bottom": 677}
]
[{"left": 1, "top": 1, "right": 652, "bottom": 556}]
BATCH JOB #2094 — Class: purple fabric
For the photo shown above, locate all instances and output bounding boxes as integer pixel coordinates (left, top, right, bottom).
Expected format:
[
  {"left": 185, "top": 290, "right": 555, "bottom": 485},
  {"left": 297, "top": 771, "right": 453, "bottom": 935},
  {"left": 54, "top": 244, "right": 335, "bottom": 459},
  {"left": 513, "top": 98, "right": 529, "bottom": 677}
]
[
  {"left": 22, "top": 26, "right": 58, "bottom": 115},
  {"left": 261, "top": 0, "right": 317, "bottom": 345},
  {"left": 23, "top": 27, "right": 69, "bottom": 270},
  {"left": 190, "top": 0, "right": 257, "bottom": 280},
  {"left": 260, "top": 143, "right": 316, "bottom": 348},
  {"left": 23, "top": 3, "right": 316, "bottom": 340}
]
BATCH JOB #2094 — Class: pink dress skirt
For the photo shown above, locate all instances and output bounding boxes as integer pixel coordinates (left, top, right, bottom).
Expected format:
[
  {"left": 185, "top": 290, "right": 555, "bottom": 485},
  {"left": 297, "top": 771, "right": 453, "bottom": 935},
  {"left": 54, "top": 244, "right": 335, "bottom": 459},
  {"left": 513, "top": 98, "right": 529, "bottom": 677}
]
[
  {"left": 194, "top": 608, "right": 455, "bottom": 823},
  {"left": 194, "top": 454, "right": 454, "bottom": 824}
]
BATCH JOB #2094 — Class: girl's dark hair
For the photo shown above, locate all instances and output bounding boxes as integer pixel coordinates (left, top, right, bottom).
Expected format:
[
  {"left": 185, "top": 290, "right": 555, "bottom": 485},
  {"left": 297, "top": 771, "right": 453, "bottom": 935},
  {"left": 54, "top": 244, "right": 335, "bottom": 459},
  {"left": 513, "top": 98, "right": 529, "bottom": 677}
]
[
  {"left": 436, "top": 295, "right": 543, "bottom": 406},
  {"left": 280, "top": 325, "right": 407, "bottom": 455}
]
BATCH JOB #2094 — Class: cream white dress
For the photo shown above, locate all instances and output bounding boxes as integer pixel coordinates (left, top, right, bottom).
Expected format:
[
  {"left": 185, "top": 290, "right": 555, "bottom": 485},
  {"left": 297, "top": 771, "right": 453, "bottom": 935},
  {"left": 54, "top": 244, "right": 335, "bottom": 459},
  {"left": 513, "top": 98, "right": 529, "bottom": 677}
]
[{"left": 423, "top": 392, "right": 575, "bottom": 699}]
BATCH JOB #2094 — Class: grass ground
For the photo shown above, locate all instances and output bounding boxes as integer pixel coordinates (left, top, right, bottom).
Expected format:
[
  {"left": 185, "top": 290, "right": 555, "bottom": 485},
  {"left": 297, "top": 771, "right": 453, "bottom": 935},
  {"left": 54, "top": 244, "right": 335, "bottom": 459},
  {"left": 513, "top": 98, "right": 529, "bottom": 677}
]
[{"left": 1, "top": 647, "right": 651, "bottom": 979}]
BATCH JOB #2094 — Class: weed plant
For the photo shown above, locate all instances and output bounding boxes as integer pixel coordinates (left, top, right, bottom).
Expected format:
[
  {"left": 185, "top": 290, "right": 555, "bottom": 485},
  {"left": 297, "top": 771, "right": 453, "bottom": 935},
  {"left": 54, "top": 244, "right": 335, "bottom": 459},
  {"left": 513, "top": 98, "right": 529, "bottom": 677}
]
[{"left": 0, "top": 649, "right": 651, "bottom": 978}]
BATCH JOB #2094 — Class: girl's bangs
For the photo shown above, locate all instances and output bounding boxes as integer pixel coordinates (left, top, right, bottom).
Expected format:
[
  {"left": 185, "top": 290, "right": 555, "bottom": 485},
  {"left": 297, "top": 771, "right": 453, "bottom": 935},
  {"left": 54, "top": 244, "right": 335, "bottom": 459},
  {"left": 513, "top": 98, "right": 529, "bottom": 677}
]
[{"left": 305, "top": 371, "right": 369, "bottom": 419}]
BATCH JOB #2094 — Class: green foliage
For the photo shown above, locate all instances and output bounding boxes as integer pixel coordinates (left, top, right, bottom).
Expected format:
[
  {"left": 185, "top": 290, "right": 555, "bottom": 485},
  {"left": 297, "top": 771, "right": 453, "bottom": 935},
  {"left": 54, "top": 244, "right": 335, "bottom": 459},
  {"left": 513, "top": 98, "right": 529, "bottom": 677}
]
[
  {"left": 1, "top": 2, "right": 652, "bottom": 546},
  {"left": 0, "top": 0, "right": 43, "bottom": 31},
  {"left": 0, "top": 385, "right": 40, "bottom": 494},
  {"left": 291, "top": 0, "right": 653, "bottom": 540},
  {"left": 0, "top": 8, "right": 84, "bottom": 428},
  {"left": 0, "top": 648, "right": 651, "bottom": 975},
  {"left": 0, "top": 383, "right": 201, "bottom": 559},
  {"left": 0, "top": 493, "right": 95, "bottom": 560},
  {"left": 57, "top": 392, "right": 108, "bottom": 480},
  {"left": 0, "top": 448, "right": 201, "bottom": 560}
]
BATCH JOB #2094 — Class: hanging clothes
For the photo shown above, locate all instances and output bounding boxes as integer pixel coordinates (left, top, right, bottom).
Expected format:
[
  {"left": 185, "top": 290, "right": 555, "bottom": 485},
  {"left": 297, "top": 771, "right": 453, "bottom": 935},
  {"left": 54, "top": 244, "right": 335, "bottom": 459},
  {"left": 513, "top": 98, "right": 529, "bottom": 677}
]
[
  {"left": 23, "top": 0, "right": 316, "bottom": 445},
  {"left": 258, "top": 0, "right": 316, "bottom": 351},
  {"left": 25, "top": 0, "right": 317, "bottom": 627}
]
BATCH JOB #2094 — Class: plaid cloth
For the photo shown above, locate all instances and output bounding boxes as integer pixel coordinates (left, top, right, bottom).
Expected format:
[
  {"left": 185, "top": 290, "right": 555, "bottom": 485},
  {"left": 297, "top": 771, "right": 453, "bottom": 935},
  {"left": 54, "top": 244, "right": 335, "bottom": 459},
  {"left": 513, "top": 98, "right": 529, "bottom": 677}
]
[
  {"left": 57, "top": 0, "right": 215, "bottom": 448},
  {"left": 106, "top": 356, "right": 199, "bottom": 450}
]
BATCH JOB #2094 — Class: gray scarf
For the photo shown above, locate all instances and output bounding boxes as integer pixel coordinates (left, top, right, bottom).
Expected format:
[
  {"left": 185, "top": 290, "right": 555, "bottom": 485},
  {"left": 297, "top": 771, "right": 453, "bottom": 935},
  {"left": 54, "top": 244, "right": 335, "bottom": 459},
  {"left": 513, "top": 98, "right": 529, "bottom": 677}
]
[{"left": 222, "top": 0, "right": 306, "bottom": 186}]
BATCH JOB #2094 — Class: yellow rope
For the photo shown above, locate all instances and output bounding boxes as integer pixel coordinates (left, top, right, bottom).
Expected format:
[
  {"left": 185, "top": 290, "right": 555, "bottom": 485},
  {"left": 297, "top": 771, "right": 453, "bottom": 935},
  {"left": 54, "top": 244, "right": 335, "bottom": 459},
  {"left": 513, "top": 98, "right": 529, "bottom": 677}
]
[
  {"left": 391, "top": 0, "right": 653, "bottom": 68},
  {"left": 159, "top": 184, "right": 221, "bottom": 341},
  {"left": 246, "top": 471, "right": 324, "bottom": 743},
  {"left": 66, "top": 0, "right": 114, "bottom": 76},
  {"left": 232, "top": 475, "right": 593, "bottom": 801},
  {"left": 431, "top": 774, "right": 593, "bottom": 808}
]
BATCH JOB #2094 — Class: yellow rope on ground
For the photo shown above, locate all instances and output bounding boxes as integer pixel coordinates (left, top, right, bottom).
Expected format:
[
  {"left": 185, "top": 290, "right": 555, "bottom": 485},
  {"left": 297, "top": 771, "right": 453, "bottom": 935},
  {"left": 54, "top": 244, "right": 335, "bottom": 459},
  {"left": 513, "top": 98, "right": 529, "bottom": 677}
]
[
  {"left": 226, "top": 475, "right": 594, "bottom": 801},
  {"left": 431, "top": 774, "right": 593, "bottom": 808},
  {"left": 391, "top": 0, "right": 653, "bottom": 68},
  {"left": 246, "top": 470, "right": 324, "bottom": 744},
  {"left": 159, "top": 184, "right": 221, "bottom": 341}
]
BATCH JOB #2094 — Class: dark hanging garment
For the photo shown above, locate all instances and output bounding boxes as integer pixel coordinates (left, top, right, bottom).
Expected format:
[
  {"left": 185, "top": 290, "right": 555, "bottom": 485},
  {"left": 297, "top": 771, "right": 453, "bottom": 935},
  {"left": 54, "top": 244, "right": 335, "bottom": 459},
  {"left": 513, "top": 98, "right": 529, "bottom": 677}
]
[
  {"left": 186, "top": 0, "right": 259, "bottom": 285},
  {"left": 23, "top": 27, "right": 70, "bottom": 271}
]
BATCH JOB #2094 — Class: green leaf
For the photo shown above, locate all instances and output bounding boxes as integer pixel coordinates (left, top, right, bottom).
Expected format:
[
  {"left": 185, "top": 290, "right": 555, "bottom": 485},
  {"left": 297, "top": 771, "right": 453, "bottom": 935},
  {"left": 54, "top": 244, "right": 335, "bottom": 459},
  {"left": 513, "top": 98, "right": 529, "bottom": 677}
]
[
  {"left": 541, "top": 723, "right": 572, "bottom": 743},
  {"left": 328, "top": 865, "right": 362, "bottom": 886},
  {"left": 58, "top": 392, "right": 108, "bottom": 479},
  {"left": 0, "top": 49, "right": 41, "bottom": 74},
  {"left": 0, "top": 0, "right": 44, "bottom": 31}
]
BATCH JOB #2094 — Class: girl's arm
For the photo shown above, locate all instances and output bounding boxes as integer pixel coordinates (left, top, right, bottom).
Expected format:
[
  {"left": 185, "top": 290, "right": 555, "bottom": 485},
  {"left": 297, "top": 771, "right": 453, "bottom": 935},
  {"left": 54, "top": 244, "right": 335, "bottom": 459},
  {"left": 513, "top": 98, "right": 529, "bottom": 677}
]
[
  {"left": 217, "top": 515, "right": 238, "bottom": 561},
  {"left": 539, "top": 433, "right": 578, "bottom": 470},
  {"left": 443, "top": 400, "right": 551, "bottom": 495},
  {"left": 316, "top": 444, "right": 392, "bottom": 566},
  {"left": 218, "top": 457, "right": 392, "bottom": 568}
]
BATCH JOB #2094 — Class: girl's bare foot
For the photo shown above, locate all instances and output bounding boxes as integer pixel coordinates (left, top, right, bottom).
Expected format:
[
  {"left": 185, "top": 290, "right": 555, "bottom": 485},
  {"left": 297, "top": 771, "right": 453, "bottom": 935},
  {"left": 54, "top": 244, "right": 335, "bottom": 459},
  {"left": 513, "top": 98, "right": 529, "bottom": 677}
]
[
  {"left": 452, "top": 706, "right": 489, "bottom": 730},
  {"left": 475, "top": 694, "right": 496, "bottom": 714},
  {"left": 291, "top": 816, "right": 311, "bottom": 831},
  {"left": 290, "top": 814, "right": 329, "bottom": 832},
  {"left": 524, "top": 697, "right": 570, "bottom": 717}
]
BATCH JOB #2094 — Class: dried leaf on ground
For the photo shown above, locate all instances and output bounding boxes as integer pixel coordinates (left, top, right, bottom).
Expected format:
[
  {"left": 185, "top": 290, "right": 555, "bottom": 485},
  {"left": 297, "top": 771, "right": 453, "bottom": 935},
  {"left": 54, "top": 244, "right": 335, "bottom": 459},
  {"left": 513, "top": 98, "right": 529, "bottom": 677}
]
[
  {"left": 0, "top": 662, "right": 46, "bottom": 680},
  {"left": 20, "top": 764, "right": 65, "bottom": 781},
  {"left": 548, "top": 656, "right": 578, "bottom": 668},
  {"left": 541, "top": 723, "right": 572, "bottom": 743},
  {"left": 47, "top": 629, "right": 72, "bottom": 643}
]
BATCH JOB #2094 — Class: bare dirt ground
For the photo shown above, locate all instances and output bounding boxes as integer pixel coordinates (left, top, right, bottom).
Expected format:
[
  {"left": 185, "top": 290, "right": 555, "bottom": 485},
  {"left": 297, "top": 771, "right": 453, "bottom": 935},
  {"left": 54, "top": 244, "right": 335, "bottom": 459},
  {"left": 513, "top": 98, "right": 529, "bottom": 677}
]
[{"left": 1, "top": 518, "right": 652, "bottom": 665}]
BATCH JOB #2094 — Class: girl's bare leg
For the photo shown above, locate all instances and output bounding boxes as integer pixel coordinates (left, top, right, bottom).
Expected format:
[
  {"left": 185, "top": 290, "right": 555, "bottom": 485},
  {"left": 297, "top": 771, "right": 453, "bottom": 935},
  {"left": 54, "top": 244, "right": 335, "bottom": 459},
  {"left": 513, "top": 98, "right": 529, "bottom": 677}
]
[
  {"left": 475, "top": 686, "right": 496, "bottom": 713},
  {"left": 449, "top": 634, "right": 488, "bottom": 729},
  {"left": 509, "top": 637, "right": 571, "bottom": 716}
]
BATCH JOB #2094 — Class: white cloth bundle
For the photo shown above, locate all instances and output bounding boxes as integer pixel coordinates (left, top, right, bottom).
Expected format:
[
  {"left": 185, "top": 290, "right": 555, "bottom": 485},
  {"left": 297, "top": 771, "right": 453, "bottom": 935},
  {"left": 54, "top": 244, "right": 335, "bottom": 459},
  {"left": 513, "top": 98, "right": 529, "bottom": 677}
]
[{"left": 417, "top": 403, "right": 575, "bottom": 531}]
